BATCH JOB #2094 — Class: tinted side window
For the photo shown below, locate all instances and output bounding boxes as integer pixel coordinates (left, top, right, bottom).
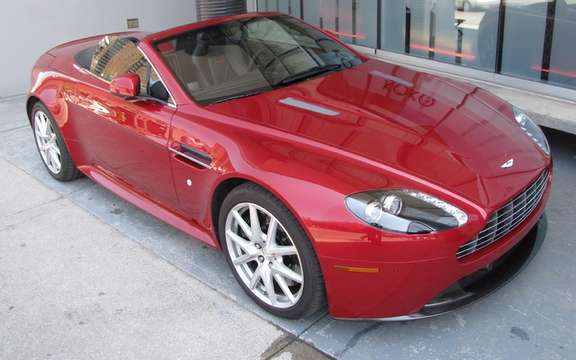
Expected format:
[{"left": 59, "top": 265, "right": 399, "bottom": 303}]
[
  {"left": 90, "top": 37, "right": 146, "bottom": 85},
  {"left": 89, "top": 36, "right": 170, "bottom": 102}
]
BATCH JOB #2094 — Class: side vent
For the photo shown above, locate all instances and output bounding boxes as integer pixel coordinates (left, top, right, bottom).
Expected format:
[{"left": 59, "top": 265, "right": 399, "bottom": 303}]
[{"left": 278, "top": 97, "right": 340, "bottom": 116}]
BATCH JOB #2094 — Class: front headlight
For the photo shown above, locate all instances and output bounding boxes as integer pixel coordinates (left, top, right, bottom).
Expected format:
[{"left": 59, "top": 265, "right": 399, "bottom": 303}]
[
  {"left": 513, "top": 107, "right": 550, "bottom": 156},
  {"left": 345, "top": 190, "right": 468, "bottom": 234}
]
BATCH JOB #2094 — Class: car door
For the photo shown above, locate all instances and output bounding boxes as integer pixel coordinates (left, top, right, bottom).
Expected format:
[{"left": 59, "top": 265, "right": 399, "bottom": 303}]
[{"left": 70, "top": 37, "right": 179, "bottom": 209}]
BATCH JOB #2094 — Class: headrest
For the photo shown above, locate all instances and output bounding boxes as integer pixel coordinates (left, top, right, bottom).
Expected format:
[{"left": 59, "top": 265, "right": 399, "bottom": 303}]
[
  {"left": 193, "top": 32, "right": 210, "bottom": 57},
  {"left": 157, "top": 40, "right": 175, "bottom": 54}
]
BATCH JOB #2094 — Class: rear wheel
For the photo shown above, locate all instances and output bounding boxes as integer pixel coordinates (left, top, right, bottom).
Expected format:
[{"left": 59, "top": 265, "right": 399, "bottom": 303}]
[
  {"left": 31, "top": 103, "right": 81, "bottom": 181},
  {"left": 219, "top": 183, "right": 326, "bottom": 319}
]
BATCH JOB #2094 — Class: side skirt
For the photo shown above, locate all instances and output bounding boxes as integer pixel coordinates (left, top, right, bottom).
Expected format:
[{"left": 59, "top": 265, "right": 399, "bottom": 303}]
[{"left": 78, "top": 165, "right": 219, "bottom": 248}]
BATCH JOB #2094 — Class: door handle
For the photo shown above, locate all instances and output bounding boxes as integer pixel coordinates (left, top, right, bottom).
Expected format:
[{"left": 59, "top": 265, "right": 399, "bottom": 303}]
[{"left": 169, "top": 143, "right": 213, "bottom": 169}]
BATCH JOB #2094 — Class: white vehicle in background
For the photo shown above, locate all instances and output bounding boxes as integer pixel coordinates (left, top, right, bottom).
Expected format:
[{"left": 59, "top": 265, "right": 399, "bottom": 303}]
[
  {"left": 456, "top": 0, "right": 499, "bottom": 11},
  {"left": 456, "top": 0, "right": 546, "bottom": 11}
]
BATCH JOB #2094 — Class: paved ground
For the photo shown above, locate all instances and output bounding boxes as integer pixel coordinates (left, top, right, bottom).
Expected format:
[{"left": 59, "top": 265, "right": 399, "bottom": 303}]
[
  {"left": 1, "top": 95, "right": 575, "bottom": 359},
  {"left": 0, "top": 96, "right": 328, "bottom": 360}
]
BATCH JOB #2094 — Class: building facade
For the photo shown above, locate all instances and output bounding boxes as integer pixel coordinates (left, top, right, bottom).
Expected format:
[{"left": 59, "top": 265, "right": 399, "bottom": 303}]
[
  {"left": 251, "top": 0, "right": 576, "bottom": 134},
  {"left": 0, "top": 0, "right": 198, "bottom": 97}
]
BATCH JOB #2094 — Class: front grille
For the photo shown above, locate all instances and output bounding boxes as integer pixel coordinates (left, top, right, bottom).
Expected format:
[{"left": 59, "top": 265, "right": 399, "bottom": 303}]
[{"left": 457, "top": 170, "right": 548, "bottom": 259}]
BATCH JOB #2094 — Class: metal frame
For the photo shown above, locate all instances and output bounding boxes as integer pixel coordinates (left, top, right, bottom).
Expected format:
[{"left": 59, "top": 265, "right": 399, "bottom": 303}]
[
  {"left": 495, "top": 0, "right": 507, "bottom": 74},
  {"left": 138, "top": 45, "right": 177, "bottom": 108},
  {"left": 540, "top": 0, "right": 557, "bottom": 81}
]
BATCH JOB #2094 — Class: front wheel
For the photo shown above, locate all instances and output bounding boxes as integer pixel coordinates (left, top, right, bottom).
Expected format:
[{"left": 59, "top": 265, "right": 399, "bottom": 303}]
[
  {"left": 31, "top": 103, "right": 81, "bottom": 181},
  {"left": 219, "top": 183, "right": 326, "bottom": 319}
]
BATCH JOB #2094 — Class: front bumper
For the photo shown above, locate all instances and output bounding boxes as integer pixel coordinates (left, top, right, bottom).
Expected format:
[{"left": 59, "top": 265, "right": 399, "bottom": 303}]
[
  {"left": 319, "top": 176, "right": 551, "bottom": 319},
  {"left": 371, "top": 213, "right": 547, "bottom": 321}
]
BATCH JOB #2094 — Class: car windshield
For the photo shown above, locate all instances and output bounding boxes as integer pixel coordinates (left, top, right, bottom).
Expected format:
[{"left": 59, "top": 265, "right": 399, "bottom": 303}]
[{"left": 154, "top": 15, "right": 362, "bottom": 105}]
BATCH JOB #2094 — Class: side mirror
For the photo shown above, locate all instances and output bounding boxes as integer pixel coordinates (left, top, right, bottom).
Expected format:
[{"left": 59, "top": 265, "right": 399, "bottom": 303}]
[{"left": 110, "top": 73, "right": 140, "bottom": 97}]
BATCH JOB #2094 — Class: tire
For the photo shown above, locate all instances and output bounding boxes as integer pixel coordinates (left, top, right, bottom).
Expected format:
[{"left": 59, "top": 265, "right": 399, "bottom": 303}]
[
  {"left": 218, "top": 183, "right": 326, "bottom": 319},
  {"left": 31, "top": 102, "right": 81, "bottom": 182}
]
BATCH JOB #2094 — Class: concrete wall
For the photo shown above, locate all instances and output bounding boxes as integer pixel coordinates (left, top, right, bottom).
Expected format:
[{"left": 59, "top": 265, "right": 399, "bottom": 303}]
[{"left": 0, "top": 0, "right": 198, "bottom": 97}]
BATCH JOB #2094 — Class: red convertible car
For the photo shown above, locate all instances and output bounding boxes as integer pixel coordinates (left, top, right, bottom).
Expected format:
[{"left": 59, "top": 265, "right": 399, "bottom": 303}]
[{"left": 27, "top": 13, "right": 552, "bottom": 320}]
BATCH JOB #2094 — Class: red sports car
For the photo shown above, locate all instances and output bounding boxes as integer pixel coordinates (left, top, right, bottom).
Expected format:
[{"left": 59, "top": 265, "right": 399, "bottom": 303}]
[{"left": 27, "top": 13, "right": 552, "bottom": 320}]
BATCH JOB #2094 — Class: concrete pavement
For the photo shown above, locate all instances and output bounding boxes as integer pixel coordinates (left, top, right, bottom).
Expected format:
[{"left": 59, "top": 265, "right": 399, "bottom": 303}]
[
  {"left": 1, "top": 95, "right": 575, "bottom": 359},
  {"left": 0, "top": 98, "right": 328, "bottom": 360}
]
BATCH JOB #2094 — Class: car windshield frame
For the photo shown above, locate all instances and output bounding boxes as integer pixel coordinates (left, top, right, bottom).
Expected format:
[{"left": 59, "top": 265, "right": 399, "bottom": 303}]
[{"left": 152, "top": 15, "right": 363, "bottom": 105}]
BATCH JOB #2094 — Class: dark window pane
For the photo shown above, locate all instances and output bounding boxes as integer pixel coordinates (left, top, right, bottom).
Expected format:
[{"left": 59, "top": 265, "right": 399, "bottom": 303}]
[
  {"left": 257, "top": 0, "right": 301, "bottom": 16},
  {"left": 380, "top": 0, "right": 408, "bottom": 53},
  {"left": 380, "top": 0, "right": 498, "bottom": 71},
  {"left": 257, "top": 0, "right": 576, "bottom": 92},
  {"left": 500, "top": 1, "right": 548, "bottom": 82},
  {"left": 300, "top": 0, "right": 377, "bottom": 48},
  {"left": 90, "top": 37, "right": 144, "bottom": 82},
  {"left": 546, "top": 0, "right": 576, "bottom": 89},
  {"left": 89, "top": 36, "right": 166, "bottom": 98}
]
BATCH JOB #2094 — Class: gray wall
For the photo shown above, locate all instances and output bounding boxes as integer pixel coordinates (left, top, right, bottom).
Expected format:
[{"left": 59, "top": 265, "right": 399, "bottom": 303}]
[{"left": 0, "top": 0, "right": 198, "bottom": 97}]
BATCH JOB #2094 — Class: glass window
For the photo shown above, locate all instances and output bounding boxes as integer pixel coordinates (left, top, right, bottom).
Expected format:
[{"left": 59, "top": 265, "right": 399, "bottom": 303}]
[
  {"left": 256, "top": 0, "right": 576, "bottom": 92},
  {"left": 301, "top": 0, "right": 378, "bottom": 48},
  {"left": 498, "top": 0, "right": 576, "bottom": 90},
  {"left": 540, "top": 0, "right": 576, "bottom": 88},
  {"left": 154, "top": 15, "right": 362, "bottom": 104},
  {"left": 379, "top": 0, "right": 497, "bottom": 71},
  {"left": 90, "top": 37, "right": 147, "bottom": 86},
  {"left": 257, "top": 0, "right": 302, "bottom": 17},
  {"left": 89, "top": 36, "right": 169, "bottom": 101},
  {"left": 500, "top": 1, "right": 548, "bottom": 81}
]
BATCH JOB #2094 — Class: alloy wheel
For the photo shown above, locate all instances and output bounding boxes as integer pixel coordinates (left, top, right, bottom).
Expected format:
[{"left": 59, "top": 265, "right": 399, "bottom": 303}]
[
  {"left": 225, "top": 202, "right": 304, "bottom": 308},
  {"left": 34, "top": 110, "right": 62, "bottom": 174}
]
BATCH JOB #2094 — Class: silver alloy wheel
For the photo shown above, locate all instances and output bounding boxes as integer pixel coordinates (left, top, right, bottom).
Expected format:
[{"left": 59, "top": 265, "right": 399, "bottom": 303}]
[
  {"left": 225, "top": 202, "right": 304, "bottom": 308},
  {"left": 34, "top": 110, "right": 62, "bottom": 174}
]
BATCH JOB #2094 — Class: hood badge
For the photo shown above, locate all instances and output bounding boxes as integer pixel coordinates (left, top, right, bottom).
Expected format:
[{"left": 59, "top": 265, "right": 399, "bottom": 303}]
[{"left": 500, "top": 158, "right": 514, "bottom": 169}]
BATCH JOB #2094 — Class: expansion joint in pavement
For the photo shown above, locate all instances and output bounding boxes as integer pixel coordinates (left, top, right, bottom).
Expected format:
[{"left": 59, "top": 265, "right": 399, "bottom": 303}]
[
  {"left": 262, "top": 313, "right": 332, "bottom": 360},
  {"left": 0, "top": 124, "right": 30, "bottom": 134}
]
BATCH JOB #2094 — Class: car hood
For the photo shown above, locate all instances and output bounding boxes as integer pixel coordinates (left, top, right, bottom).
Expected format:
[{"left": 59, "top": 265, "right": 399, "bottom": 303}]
[{"left": 208, "top": 59, "right": 549, "bottom": 208}]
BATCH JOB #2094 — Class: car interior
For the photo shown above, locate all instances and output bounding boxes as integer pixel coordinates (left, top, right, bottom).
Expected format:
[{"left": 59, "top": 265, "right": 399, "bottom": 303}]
[
  {"left": 73, "top": 16, "right": 360, "bottom": 106},
  {"left": 158, "top": 28, "right": 272, "bottom": 103},
  {"left": 154, "top": 16, "right": 362, "bottom": 104}
]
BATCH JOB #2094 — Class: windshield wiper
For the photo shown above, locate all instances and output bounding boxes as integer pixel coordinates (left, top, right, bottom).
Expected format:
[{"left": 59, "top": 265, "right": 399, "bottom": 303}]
[
  {"left": 207, "top": 64, "right": 343, "bottom": 104},
  {"left": 208, "top": 88, "right": 269, "bottom": 105},
  {"left": 274, "top": 64, "right": 343, "bottom": 87}
]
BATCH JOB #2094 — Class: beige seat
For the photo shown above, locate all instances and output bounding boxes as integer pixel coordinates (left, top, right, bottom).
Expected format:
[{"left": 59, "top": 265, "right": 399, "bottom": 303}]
[
  {"left": 191, "top": 39, "right": 252, "bottom": 88},
  {"left": 163, "top": 51, "right": 195, "bottom": 87},
  {"left": 164, "top": 35, "right": 253, "bottom": 95}
]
